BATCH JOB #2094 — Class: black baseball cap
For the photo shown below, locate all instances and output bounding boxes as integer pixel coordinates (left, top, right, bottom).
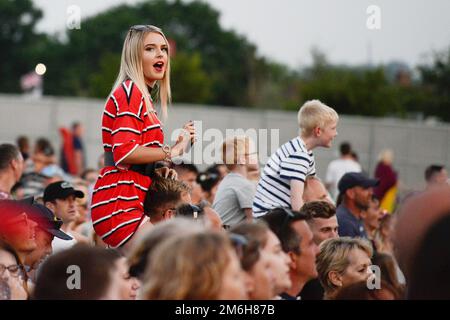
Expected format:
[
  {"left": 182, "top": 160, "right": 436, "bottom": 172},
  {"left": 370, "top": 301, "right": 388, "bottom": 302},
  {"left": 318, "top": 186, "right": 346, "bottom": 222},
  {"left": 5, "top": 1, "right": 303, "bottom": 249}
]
[
  {"left": 30, "top": 203, "right": 73, "bottom": 240},
  {"left": 338, "top": 172, "right": 379, "bottom": 194},
  {"left": 43, "top": 181, "right": 84, "bottom": 203}
]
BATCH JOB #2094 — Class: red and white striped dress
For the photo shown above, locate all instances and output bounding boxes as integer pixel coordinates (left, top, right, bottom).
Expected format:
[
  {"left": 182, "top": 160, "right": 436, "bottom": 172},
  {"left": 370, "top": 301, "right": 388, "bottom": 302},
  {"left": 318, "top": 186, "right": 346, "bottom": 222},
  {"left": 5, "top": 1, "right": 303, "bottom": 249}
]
[{"left": 91, "top": 80, "right": 164, "bottom": 247}]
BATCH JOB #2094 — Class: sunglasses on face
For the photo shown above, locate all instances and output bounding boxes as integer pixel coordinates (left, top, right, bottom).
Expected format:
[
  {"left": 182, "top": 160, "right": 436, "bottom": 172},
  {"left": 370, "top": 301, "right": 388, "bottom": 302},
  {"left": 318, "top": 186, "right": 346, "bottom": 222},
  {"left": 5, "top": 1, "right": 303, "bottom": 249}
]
[
  {"left": 187, "top": 204, "right": 203, "bottom": 220},
  {"left": 175, "top": 204, "right": 204, "bottom": 220}
]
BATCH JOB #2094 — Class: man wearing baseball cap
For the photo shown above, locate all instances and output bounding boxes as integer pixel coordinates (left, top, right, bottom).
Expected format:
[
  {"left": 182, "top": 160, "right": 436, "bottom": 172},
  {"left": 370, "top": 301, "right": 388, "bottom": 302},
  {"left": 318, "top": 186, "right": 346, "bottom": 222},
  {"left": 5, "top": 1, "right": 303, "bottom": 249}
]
[
  {"left": 336, "top": 172, "right": 379, "bottom": 238},
  {"left": 43, "top": 181, "right": 84, "bottom": 253},
  {"left": 0, "top": 200, "right": 38, "bottom": 265},
  {"left": 24, "top": 203, "right": 73, "bottom": 281}
]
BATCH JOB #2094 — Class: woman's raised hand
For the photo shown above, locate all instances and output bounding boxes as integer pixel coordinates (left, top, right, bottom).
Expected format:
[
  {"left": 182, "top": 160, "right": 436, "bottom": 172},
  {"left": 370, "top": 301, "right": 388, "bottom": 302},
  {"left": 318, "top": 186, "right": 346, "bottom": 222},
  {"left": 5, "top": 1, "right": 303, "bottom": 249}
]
[
  {"left": 171, "top": 120, "right": 196, "bottom": 158},
  {"left": 183, "top": 120, "right": 196, "bottom": 144}
]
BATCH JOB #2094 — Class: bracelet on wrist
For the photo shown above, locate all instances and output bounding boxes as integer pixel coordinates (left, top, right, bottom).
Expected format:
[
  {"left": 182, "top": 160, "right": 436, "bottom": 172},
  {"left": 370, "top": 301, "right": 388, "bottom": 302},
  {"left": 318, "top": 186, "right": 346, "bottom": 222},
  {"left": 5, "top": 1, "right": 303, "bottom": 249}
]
[{"left": 162, "top": 144, "right": 172, "bottom": 162}]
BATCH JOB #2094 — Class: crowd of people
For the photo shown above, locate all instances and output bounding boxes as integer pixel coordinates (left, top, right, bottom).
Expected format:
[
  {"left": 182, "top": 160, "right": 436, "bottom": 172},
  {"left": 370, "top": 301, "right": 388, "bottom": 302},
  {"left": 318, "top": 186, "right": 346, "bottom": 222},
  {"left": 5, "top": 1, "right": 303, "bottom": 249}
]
[
  {"left": 1, "top": 24, "right": 449, "bottom": 301},
  {"left": 1, "top": 117, "right": 448, "bottom": 300}
]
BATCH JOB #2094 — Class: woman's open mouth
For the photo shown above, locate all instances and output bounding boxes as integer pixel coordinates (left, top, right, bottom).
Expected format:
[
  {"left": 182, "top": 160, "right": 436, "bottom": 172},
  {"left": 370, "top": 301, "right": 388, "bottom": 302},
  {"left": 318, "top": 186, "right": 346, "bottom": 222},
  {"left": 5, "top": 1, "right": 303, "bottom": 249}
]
[{"left": 153, "top": 62, "right": 164, "bottom": 73}]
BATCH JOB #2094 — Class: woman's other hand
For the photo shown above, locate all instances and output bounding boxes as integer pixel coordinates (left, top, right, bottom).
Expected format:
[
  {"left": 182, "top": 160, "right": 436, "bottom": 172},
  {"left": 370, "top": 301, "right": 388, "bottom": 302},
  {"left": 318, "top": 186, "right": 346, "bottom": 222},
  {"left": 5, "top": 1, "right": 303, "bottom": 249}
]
[{"left": 155, "top": 167, "right": 178, "bottom": 180}]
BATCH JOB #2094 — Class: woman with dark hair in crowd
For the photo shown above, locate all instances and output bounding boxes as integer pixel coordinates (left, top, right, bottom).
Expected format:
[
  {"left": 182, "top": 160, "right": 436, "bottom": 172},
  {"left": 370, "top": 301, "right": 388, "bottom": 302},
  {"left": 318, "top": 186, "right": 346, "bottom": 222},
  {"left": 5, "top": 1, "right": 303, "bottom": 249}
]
[
  {"left": 16, "top": 136, "right": 30, "bottom": 162},
  {"left": 208, "top": 163, "right": 229, "bottom": 180},
  {"left": 360, "top": 195, "right": 384, "bottom": 242},
  {"left": 373, "top": 213, "right": 395, "bottom": 255},
  {"left": 372, "top": 252, "right": 405, "bottom": 298},
  {"left": 196, "top": 166, "right": 222, "bottom": 205},
  {"left": 102, "top": 249, "right": 141, "bottom": 300},
  {"left": 229, "top": 222, "right": 275, "bottom": 300},
  {"left": 229, "top": 220, "right": 291, "bottom": 299},
  {"left": 0, "top": 241, "right": 28, "bottom": 300}
]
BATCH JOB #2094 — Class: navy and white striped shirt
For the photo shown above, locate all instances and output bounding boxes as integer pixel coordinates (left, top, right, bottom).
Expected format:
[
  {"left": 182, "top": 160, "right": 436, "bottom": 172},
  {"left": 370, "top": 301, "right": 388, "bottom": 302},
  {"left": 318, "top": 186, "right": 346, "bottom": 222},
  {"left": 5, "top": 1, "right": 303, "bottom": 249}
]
[{"left": 252, "top": 136, "right": 316, "bottom": 217}]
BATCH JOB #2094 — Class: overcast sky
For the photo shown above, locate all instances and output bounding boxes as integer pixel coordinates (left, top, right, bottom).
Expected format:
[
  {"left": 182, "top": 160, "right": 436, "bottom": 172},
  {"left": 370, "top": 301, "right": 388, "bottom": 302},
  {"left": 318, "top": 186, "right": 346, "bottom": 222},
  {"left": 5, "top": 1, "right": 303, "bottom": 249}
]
[{"left": 33, "top": 0, "right": 450, "bottom": 69}]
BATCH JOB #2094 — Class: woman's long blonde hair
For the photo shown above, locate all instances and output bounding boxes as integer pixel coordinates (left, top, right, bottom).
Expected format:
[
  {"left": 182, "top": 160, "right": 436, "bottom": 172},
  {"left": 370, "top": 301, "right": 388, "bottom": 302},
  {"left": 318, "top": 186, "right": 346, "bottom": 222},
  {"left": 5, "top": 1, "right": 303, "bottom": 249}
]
[{"left": 109, "top": 25, "right": 171, "bottom": 121}]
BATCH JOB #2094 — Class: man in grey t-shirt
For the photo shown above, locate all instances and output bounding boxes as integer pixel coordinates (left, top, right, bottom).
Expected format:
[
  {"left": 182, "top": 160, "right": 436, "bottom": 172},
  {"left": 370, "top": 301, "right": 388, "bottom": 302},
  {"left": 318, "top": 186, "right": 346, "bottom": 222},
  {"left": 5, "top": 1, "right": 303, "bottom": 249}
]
[{"left": 213, "top": 172, "right": 256, "bottom": 226}]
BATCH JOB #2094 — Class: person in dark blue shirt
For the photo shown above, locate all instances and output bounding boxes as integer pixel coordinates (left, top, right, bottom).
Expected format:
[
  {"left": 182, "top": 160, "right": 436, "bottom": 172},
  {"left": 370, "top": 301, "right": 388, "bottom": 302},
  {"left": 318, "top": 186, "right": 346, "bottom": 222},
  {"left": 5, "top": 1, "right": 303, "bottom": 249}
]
[
  {"left": 335, "top": 172, "right": 379, "bottom": 238},
  {"left": 72, "top": 122, "right": 86, "bottom": 175}
]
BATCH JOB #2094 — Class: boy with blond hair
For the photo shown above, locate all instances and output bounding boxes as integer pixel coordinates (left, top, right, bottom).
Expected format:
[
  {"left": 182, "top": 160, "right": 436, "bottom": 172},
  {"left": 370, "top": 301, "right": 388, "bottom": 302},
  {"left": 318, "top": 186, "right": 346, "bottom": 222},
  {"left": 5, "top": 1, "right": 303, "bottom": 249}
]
[
  {"left": 212, "top": 136, "right": 259, "bottom": 226},
  {"left": 253, "top": 100, "right": 338, "bottom": 218}
]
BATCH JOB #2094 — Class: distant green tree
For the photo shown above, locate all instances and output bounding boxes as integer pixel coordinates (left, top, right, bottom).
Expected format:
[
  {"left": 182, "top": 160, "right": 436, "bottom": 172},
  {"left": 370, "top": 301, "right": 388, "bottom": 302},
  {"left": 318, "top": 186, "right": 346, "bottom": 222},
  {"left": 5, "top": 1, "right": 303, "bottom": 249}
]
[
  {"left": 294, "top": 49, "right": 405, "bottom": 117},
  {"left": 2, "top": 0, "right": 449, "bottom": 122},
  {"left": 171, "top": 52, "right": 212, "bottom": 103},
  {"left": 417, "top": 48, "right": 450, "bottom": 121},
  {"left": 249, "top": 61, "right": 300, "bottom": 109},
  {"left": 40, "top": 0, "right": 269, "bottom": 107},
  {"left": 0, "top": 0, "right": 43, "bottom": 92},
  {"left": 88, "top": 52, "right": 121, "bottom": 98}
]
